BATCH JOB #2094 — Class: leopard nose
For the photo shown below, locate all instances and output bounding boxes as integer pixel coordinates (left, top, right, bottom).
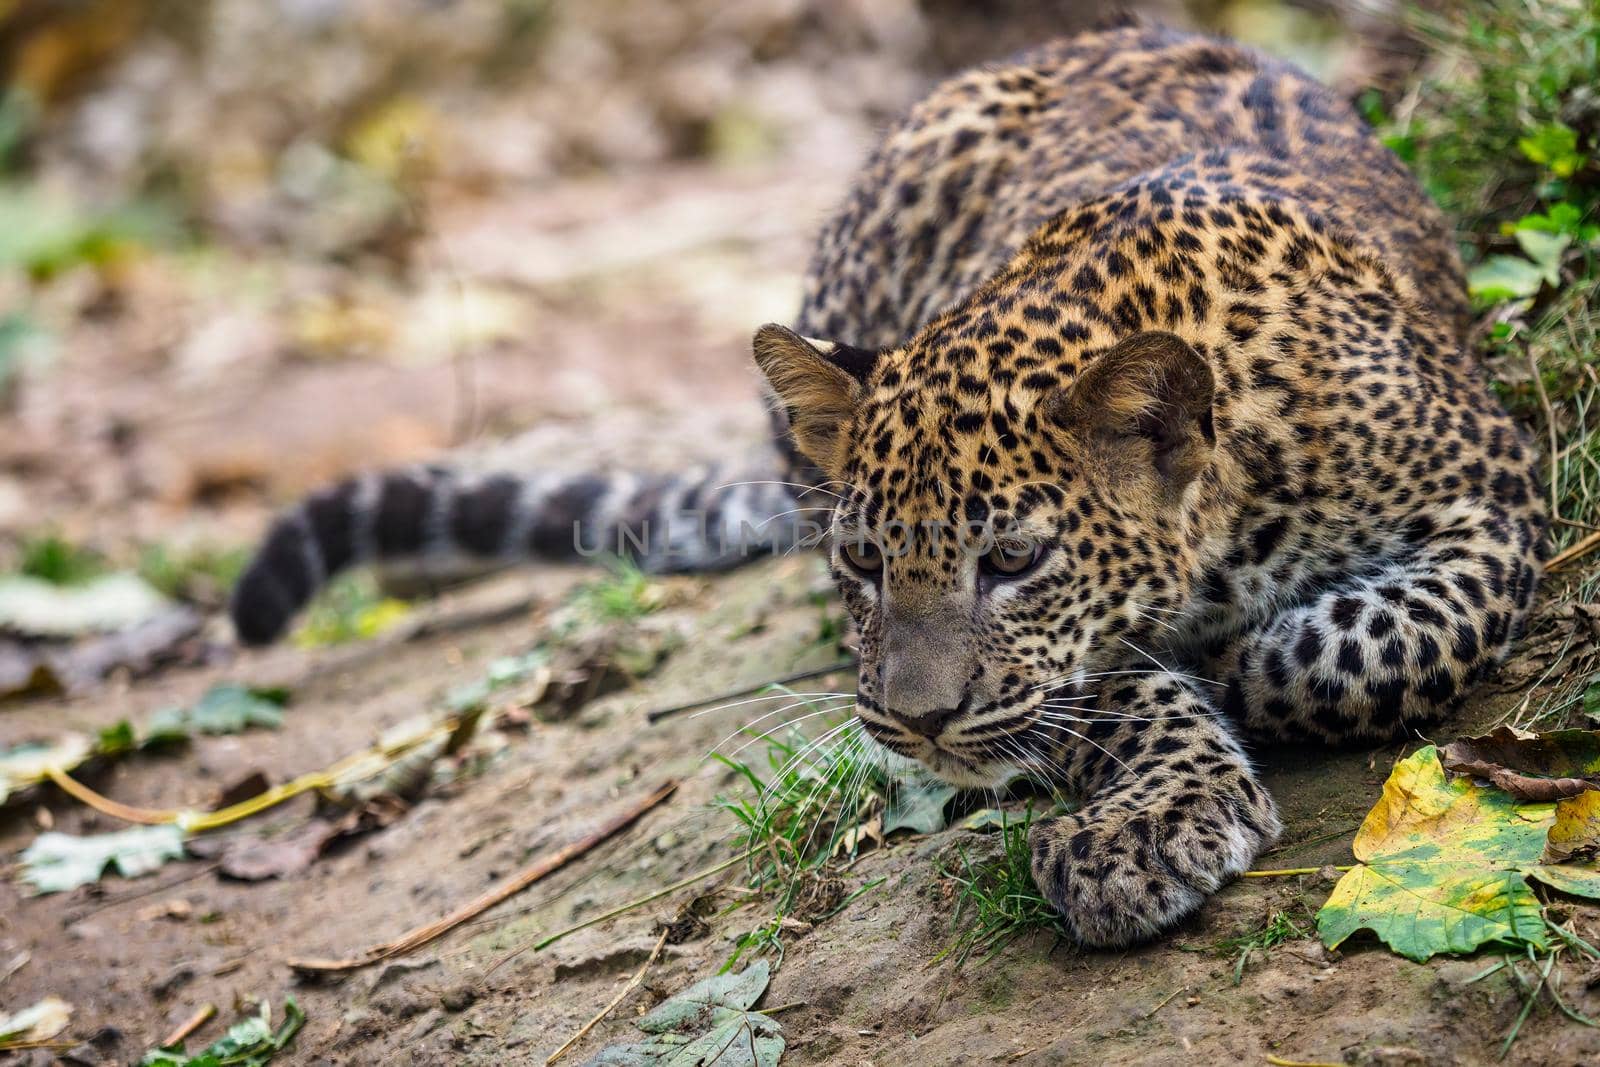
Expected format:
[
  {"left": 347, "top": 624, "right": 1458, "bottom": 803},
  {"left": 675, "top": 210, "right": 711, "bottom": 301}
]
[{"left": 894, "top": 705, "right": 960, "bottom": 740}]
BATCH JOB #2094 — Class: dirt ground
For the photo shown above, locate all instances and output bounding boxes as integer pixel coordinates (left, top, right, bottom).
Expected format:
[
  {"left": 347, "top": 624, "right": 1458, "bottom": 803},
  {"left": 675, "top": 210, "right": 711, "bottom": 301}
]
[{"left": 3, "top": 8, "right": 1599, "bottom": 1066}]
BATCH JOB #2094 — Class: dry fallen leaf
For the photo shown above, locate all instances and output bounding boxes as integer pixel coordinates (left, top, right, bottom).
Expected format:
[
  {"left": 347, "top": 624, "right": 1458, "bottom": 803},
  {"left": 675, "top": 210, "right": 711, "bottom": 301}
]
[
  {"left": 212, "top": 819, "right": 344, "bottom": 882},
  {"left": 1438, "top": 725, "right": 1600, "bottom": 801},
  {"left": 0, "top": 995, "right": 73, "bottom": 1045},
  {"left": 1546, "top": 790, "right": 1600, "bottom": 865}
]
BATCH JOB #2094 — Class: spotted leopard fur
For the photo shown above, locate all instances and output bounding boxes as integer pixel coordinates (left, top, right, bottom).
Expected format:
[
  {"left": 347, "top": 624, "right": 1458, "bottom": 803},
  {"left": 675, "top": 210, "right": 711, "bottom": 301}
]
[{"left": 232, "top": 22, "right": 1545, "bottom": 948}]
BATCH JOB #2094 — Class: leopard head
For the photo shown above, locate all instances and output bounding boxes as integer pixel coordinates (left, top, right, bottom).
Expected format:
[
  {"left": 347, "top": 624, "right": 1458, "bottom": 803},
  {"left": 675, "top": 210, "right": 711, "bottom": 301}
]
[{"left": 754, "top": 320, "right": 1217, "bottom": 786}]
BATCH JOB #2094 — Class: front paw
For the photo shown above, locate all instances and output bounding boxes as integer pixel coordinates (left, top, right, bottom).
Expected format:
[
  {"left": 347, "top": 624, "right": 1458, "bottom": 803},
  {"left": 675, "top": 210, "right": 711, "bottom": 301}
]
[{"left": 1029, "top": 789, "right": 1278, "bottom": 948}]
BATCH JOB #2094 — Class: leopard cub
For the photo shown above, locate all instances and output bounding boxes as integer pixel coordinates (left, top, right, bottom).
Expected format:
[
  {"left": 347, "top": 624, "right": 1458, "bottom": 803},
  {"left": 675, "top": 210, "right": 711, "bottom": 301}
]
[{"left": 233, "top": 23, "right": 1544, "bottom": 947}]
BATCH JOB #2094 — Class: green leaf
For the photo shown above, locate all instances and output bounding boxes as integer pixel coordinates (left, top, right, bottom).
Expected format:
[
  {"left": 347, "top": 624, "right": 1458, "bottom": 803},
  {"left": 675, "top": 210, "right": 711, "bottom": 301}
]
[
  {"left": 19, "top": 824, "right": 187, "bottom": 894},
  {"left": 97, "top": 720, "right": 137, "bottom": 757},
  {"left": 0, "top": 733, "right": 93, "bottom": 804},
  {"left": 0, "top": 572, "right": 169, "bottom": 637},
  {"left": 0, "top": 182, "right": 172, "bottom": 280},
  {"left": 1513, "top": 202, "right": 1597, "bottom": 242},
  {"left": 143, "top": 685, "right": 286, "bottom": 744},
  {"left": 1466, "top": 255, "right": 1546, "bottom": 302},
  {"left": 639, "top": 960, "right": 771, "bottom": 1032},
  {"left": 1318, "top": 742, "right": 1600, "bottom": 966},
  {"left": 141, "top": 999, "right": 304, "bottom": 1066},
  {"left": 1512, "top": 228, "right": 1570, "bottom": 285},
  {"left": 16, "top": 533, "right": 107, "bottom": 586},
  {"left": 589, "top": 962, "right": 785, "bottom": 1066},
  {"left": 1317, "top": 746, "right": 1558, "bottom": 962},
  {"left": 291, "top": 573, "right": 409, "bottom": 647},
  {"left": 1518, "top": 122, "right": 1587, "bottom": 178},
  {"left": 882, "top": 780, "right": 957, "bottom": 836},
  {"left": 1320, "top": 864, "right": 1546, "bottom": 963}
]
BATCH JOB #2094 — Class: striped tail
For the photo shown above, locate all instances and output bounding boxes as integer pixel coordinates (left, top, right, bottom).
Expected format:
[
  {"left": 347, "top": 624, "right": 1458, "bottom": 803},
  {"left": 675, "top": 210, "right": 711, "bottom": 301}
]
[{"left": 228, "top": 463, "right": 814, "bottom": 646}]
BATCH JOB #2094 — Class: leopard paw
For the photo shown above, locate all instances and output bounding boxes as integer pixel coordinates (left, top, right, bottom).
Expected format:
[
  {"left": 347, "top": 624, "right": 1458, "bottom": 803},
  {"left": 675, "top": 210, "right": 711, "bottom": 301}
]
[{"left": 1029, "top": 788, "right": 1279, "bottom": 948}]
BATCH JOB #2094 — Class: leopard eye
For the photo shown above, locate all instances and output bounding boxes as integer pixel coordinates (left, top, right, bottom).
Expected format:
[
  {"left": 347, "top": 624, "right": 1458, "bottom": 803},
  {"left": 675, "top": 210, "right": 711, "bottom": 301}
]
[
  {"left": 981, "top": 539, "right": 1041, "bottom": 578},
  {"left": 840, "top": 538, "right": 884, "bottom": 578}
]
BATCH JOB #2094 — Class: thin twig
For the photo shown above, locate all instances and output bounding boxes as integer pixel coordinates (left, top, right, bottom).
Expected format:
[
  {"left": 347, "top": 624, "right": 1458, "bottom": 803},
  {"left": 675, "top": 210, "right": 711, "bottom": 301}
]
[
  {"left": 67, "top": 863, "right": 221, "bottom": 924},
  {"left": 287, "top": 780, "right": 678, "bottom": 973},
  {"left": 544, "top": 930, "right": 668, "bottom": 1065},
  {"left": 1548, "top": 529, "right": 1600, "bottom": 573},
  {"left": 1141, "top": 986, "right": 1187, "bottom": 1019},
  {"left": 159, "top": 1003, "right": 217, "bottom": 1049},
  {"left": 486, "top": 849, "right": 756, "bottom": 978},
  {"left": 1265, "top": 1057, "right": 1342, "bottom": 1067},
  {"left": 647, "top": 662, "right": 856, "bottom": 723},
  {"left": 533, "top": 850, "right": 754, "bottom": 952}
]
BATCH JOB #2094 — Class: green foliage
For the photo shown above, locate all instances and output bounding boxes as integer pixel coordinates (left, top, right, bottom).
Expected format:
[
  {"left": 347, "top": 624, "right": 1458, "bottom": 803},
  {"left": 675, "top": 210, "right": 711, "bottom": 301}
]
[
  {"left": 292, "top": 572, "right": 409, "bottom": 646},
  {"left": 1519, "top": 121, "right": 1588, "bottom": 179},
  {"left": 15, "top": 531, "right": 107, "bottom": 586},
  {"left": 20, "top": 824, "right": 188, "bottom": 894},
  {"left": 587, "top": 961, "right": 784, "bottom": 1066},
  {"left": 569, "top": 558, "right": 665, "bottom": 624},
  {"left": 141, "top": 999, "right": 305, "bottom": 1067},
  {"left": 1374, "top": 2, "right": 1599, "bottom": 231},
  {"left": 939, "top": 807, "right": 1068, "bottom": 967},
  {"left": 1466, "top": 228, "right": 1569, "bottom": 302},
  {"left": 143, "top": 685, "right": 288, "bottom": 745},
  {"left": 713, "top": 706, "right": 935, "bottom": 969},
  {"left": 0, "top": 182, "right": 175, "bottom": 282},
  {"left": 1375, "top": 0, "right": 1599, "bottom": 737},
  {"left": 1216, "top": 910, "right": 1311, "bottom": 985},
  {"left": 715, "top": 716, "right": 888, "bottom": 914},
  {"left": 137, "top": 542, "right": 248, "bottom": 604}
]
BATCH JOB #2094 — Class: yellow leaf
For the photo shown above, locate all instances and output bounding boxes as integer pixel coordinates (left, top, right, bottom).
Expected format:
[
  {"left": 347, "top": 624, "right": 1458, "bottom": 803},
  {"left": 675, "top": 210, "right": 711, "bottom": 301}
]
[{"left": 1545, "top": 789, "right": 1600, "bottom": 863}]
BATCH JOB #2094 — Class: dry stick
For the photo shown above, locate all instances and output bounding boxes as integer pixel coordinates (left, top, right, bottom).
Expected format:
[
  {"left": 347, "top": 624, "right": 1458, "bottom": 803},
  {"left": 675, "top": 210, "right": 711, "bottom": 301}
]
[
  {"left": 159, "top": 1003, "right": 217, "bottom": 1049},
  {"left": 68, "top": 863, "right": 221, "bottom": 924},
  {"left": 1141, "top": 985, "right": 1186, "bottom": 1019},
  {"left": 532, "top": 851, "right": 755, "bottom": 952},
  {"left": 646, "top": 661, "right": 857, "bottom": 723},
  {"left": 1548, "top": 529, "right": 1600, "bottom": 573},
  {"left": 287, "top": 780, "right": 678, "bottom": 973},
  {"left": 544, "top": 930, "right": 669, "bottom": 1066},
  {"left": 486, "top": 849, "right": 757, "bottom": 978}
]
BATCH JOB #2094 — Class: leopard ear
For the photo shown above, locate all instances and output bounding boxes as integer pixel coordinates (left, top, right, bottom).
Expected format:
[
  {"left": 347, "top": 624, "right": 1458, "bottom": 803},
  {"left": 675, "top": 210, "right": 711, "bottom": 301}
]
[
  {"left": 1049, "top": 331, "right": 1215, "bottom": 495},
  {"left": 752, "top": 324, "right": 877, "bottom": 472}
]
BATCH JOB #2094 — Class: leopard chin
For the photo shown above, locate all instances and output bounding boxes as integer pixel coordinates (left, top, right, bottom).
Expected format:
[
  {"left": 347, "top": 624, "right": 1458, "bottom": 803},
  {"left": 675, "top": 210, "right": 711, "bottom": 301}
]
[{"left": 918, "top": 750, "right": 1014, "bottom": 789}]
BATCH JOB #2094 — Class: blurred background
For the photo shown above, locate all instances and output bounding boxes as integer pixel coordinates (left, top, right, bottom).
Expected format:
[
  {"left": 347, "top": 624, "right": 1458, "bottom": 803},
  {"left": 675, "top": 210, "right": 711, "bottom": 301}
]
[{"left": 0, "top": 0, "right": 1421, "bottom": 574}]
